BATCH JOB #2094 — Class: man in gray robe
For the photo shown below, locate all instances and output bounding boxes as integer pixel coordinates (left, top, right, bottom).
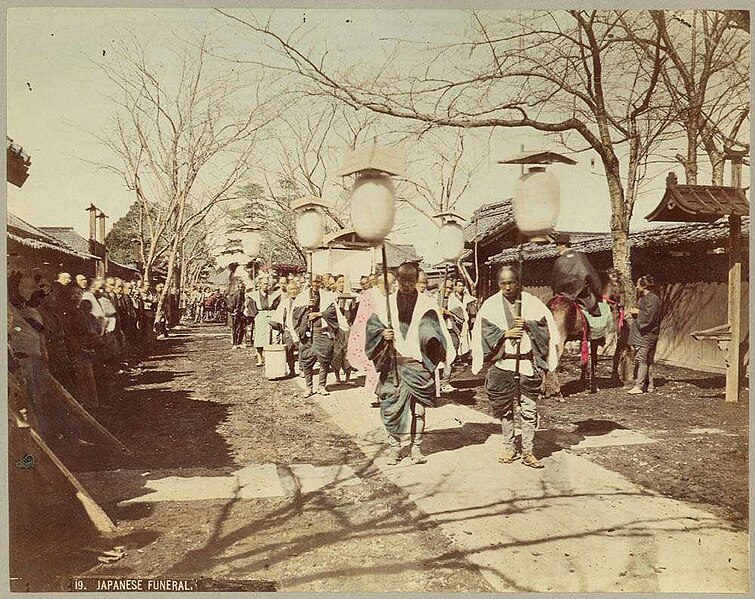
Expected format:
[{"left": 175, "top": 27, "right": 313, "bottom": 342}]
[{"left": 293, "top": 275, "right": 344, "bottom": 396}]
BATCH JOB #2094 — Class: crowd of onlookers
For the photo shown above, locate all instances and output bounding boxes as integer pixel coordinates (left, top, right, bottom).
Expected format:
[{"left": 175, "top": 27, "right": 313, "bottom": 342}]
[{"left": 8, "top": 268, "right": 179, "bottom": 443}]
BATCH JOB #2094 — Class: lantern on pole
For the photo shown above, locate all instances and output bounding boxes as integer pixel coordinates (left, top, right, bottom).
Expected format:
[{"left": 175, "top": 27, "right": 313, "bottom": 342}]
[
  {"left": 237, "top": 223, "right": 263, "bottom": 259},
  {"left": 434, "top": 211, "right": 467, "bottom": 263},
  {"left": 216, "top": 248, "right": 241, "bottom": 270},
  {"left": 498, "top": 150, "right": 576, "bottom": 243},
  {"left": 338, "top": 142, "right": 406, "bottom": 246},
  {"left": 434, "top": 211, "right": 467, "bottom": 309},
  {"left": 291, "top": 196, "right": 330, "bottom": 251},
  {"left": 290, "top": 196, "right": 332, "bottom": 286},
  {"left": 338, "top": 142, "right": 406, "bottom": 336},
  {"left": 498, "top": 150, "right": 575, "bottom": 401}
]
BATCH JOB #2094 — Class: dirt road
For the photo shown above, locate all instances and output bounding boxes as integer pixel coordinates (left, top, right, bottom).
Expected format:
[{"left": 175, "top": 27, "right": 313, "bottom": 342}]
[{"left": 10, "top": 322, "right": 748, "bottom": 592}]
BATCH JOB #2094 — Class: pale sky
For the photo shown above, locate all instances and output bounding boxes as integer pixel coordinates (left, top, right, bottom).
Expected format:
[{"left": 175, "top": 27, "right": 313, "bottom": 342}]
[{"left": 7, "top": 8, "right": 741, "bottom": 264}]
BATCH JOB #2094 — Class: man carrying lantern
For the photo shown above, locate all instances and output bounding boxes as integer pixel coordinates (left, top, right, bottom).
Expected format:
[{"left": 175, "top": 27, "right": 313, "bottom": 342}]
[
  {"left": 293, "top": 274, "right": 348, "bottom": 397},
  {"left": 365, "top": 262, "right": 456, "bottom": 465},
  {"left": 270, "top": 278, "right": 301, "bottom": 377},
  {"left": 471, "top": 265, "right": 560, "bottom": 469}
]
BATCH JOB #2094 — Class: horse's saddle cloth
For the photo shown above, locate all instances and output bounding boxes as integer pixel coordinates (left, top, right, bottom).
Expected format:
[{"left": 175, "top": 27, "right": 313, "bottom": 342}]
[{"left": 582, "top": 300, "right": 614, "bottom": 340}]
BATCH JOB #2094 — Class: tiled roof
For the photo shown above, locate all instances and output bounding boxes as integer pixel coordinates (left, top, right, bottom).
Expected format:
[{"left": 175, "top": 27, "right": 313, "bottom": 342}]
[
  {"left": 108, "top": 258, "right": 139, "bottom": 274},
  {"left": 464, "top": 199, "right": 514, "bottom": 244},
  {"left": 7, "top": 213, "right": 98, "bottom": 260},
  {"left": 489, "top": 219, "right": 749, "bottom": 265},
  {"left": 39, "top": 227, "right": 90, "bottom": 254},
  {"left": 381, "top": 242, "right": 423, "bottom": 267},
  {"left": 646, "top": 182, "right": 749, "bottom": 222}
]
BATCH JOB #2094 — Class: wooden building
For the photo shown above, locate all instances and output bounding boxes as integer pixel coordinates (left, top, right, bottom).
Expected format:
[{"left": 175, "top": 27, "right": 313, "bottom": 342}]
[
  {"left": 7, "top": 214, "right": 139, "bottom": 283},
  {"left": 40, "top": 226, "right": 139, "bottom": 281},
  {"left": 312, "top": 228, "right": 425, "bottom": 292},
  {"left": 7, "top": 213, "right": 101, "bottom": 281},
  {"left": 464, "top": 197, "right": 608, "bottom": 297},
  {"left": 7, "top": 136, "right": 31, "bottom": 188}
]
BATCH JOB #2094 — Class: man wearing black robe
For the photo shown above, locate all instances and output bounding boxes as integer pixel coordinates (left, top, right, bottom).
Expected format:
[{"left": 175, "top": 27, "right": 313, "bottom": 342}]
[
  {"left": 228, "top": 278, "right": 247, "bottom": 349},
  {"left": 365, "top": 262, "right": 454, "bottom": 465},
  {"left": 293, "top": 275, "right": 341, "bottom": 397}
]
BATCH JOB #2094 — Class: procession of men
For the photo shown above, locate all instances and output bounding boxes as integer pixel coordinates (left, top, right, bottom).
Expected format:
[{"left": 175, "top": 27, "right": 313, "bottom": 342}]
[{"left": 207, "top": 246, "right": 629, "bottom": 470}]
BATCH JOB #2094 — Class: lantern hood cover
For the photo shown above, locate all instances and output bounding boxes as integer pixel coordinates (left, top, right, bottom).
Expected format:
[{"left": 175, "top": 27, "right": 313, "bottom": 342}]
[
  {"left": 337, "top": 144, "right": 407, "bottom": 178},
  {"left": 433, "top": 211, "right": 467, "bottom": 224},
  {"left": 290, "top": 196, "right": 333, "bottom": 212},
  {"left": 235, "top": 222, "right": 264, "bottom": 232},
  {"left": 498, "top": 150, "right": 577, "bottom": 165}
]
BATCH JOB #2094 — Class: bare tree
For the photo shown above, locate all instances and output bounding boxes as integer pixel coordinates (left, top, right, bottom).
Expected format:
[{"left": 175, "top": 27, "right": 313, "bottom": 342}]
[
  {"left": 641, "top": 10, "right": 749, "bottom": 185},
  {"left": 217, "top": 9, "right": 678, "bottom": 305},
  {"left": 620, "top": 11, "right": 750, "bottom": 185},
  {"left": 96, "top": 33, "right": 275, "bottom": 326}
]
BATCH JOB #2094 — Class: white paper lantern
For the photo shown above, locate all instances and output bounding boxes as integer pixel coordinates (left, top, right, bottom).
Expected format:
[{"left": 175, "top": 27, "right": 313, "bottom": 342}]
[
  {"left": 238, "top": 228, "right": 261, "bottom": 258},
  {"left": 350, "top": 174, "right": 396, "bottom": 244},
  {"left": 439, "top": 221, "right": 465, "bottom": 262},
  {"left": 296, "top": 208, "right": 325, "bottom": 250},
  {"left": 512, "top": 167, "right": 560, "bottom": 238},
  {"left": 216, "top": 252, "right": 243, "bottom": 269}
]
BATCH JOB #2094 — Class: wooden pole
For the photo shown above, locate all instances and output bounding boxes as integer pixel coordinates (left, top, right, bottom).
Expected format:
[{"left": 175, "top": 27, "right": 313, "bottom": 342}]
[
  {"left": 726, "top": 213, "right": 742, "bottom": 402},
  {"left": 46, "top": 373, "right": 132, "bottom": 454},
  {"left": 86, "top": 204, "right": 97, "bottom": 241},
  {"left": 10, "top": 406, "right": 117, "bottom": 534},
  {"left": 380, "top": 244, "right": 393, "bottom": 328},
  {"left": 381, "top": 244, "right": 399, "bottom": 381},
  {"left": 98, "top": 212, "right": 107, "bottom": 245},
  {"left": 440, "top": 263, "right": 449, "bottom": 308},
  {"left": 725, "top": 155, "right": 743, "bottom": 402},
  {"left": 513, "top": 236, "right": 524, "bottom": 402}
]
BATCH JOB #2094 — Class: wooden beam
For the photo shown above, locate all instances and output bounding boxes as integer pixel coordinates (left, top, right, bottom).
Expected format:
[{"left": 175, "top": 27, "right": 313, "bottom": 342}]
[
  {"left": 10, "top": 406, "right": 117, "bottom": 534},
  {"left": 45, "top": 373, "right": 133, "bottom": 454},
  {"left": 726, "top": 214, "right": 742, "bottom": 402}
]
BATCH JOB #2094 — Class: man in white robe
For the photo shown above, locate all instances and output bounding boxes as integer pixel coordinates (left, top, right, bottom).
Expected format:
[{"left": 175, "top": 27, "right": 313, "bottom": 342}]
[
  {"left": 247, "top": 275, "right": 282, "bottom": 367},
  {"left": 471, "top": 266, "right": 559, "bottom": 469},
  {"left": 270, "top": 279, "right": 301, "bottom": 377}
]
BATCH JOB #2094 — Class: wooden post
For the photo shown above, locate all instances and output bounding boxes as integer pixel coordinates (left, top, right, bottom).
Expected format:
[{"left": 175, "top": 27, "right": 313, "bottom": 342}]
[
  {"left": 726, "top": 155, "right": 744, "bottom": 402},
  {"left": 86, "top": 204, "right": 97, "bottom": 241},
  {"left": 10, "top": 406, "right": 117, "bottom": 534},
  {"left": 97, "top": 212, "right": 107, "bottom": 244}
]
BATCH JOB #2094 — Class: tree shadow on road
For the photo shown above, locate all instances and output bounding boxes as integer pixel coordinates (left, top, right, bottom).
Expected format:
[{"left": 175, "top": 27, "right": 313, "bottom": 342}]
[
  {"left": 159, "top": 450, "right": 731, "bottom": 592},
  {"left": 420, "top": 422, "right": 500, "bottom": 456}
]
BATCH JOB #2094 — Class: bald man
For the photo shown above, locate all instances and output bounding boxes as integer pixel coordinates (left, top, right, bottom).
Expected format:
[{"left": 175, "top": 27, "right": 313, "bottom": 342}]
[{"left": 471, "top": 265, "right": 560, "bottom": 469}]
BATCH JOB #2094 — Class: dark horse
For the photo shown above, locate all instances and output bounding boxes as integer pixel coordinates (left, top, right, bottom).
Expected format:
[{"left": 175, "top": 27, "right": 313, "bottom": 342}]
[{"left": 543, "top": 269, "right": 630, "bottom": 398}]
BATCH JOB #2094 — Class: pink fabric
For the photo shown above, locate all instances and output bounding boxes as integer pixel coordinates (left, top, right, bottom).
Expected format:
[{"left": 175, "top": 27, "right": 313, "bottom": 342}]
[{"left": 347, "top": 290, "right": 379, "bottom": 393}]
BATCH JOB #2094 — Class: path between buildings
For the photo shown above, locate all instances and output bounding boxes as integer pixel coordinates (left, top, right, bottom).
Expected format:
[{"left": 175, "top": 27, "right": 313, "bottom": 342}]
[{"left": 306, "top": 373, "right": 748, "bottom": 593}]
